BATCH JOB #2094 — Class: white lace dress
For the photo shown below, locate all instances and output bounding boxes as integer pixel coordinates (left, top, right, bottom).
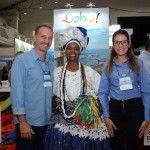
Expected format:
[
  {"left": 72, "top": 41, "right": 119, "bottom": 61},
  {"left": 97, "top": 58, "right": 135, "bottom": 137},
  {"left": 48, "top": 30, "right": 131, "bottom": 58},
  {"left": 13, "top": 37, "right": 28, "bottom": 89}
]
[{"left": 45, "top": 64, "right": 111, "bottom": 150}]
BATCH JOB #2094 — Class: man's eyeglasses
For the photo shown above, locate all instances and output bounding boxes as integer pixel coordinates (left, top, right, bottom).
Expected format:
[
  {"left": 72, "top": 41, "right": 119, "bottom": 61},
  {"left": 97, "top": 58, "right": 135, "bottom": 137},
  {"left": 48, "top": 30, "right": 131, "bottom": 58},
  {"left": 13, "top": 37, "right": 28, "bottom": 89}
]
[{"left": 113, "top": 40, "right": 128, "bottom": 46}]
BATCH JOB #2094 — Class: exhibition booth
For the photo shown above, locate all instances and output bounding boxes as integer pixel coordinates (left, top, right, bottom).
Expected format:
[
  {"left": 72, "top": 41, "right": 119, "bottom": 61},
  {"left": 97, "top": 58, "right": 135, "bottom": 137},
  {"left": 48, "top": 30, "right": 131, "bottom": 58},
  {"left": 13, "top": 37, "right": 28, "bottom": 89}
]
[{"left": 0, "top": 7, "right": 150, "bottom": 150}]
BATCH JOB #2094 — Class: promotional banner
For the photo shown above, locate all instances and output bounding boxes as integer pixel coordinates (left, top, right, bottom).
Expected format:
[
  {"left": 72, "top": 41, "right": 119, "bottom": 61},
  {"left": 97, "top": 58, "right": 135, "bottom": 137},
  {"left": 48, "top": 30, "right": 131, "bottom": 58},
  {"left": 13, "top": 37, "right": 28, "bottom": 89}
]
[
  {"left": 15, "top": 38, "right": 33, "bottom": 53},
  {"left": 54, "top": 8, "right": 109, "bottom": 73},
  {"left": 0, "top": 106, "right": 1, "bottom": 144},
  {"left": 0, "top": 94, "right": 16, "bottom": 150},
  {"left": 144, "top": 124, "right": 150, "bottom": 146}
]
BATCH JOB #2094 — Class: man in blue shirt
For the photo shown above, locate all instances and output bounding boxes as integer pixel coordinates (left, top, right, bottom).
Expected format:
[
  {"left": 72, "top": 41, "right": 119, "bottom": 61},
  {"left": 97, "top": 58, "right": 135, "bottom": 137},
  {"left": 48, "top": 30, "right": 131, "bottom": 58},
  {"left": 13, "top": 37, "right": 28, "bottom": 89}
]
[
  {"left": 11, "top": 23, "right": 54, "bottom": 150},
  {"left": 139, "top": 39, "right": 150, "bottom": 84}
]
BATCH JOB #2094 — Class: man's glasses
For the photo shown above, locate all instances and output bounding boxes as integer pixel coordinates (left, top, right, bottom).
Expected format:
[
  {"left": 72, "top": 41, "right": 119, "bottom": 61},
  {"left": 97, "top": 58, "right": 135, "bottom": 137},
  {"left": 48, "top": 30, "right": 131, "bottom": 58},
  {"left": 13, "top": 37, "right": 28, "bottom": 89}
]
[{"left": 113, "top": 40, "right": 128, "bottom": 46}]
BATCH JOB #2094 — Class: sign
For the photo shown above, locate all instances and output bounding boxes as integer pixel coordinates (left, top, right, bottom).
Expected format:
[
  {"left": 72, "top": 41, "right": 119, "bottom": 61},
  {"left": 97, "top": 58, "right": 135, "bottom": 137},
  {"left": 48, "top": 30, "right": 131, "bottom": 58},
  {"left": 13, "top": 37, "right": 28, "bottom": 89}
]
[
  {"left": 144, "top": 124, "right": 150, "bottom": 146},
  {"left": 0, "top": 106, "right": 1, "bottom": 144},
  {"left": 54, "top": 8, "right": 109, "bottom": 73},
  {"left": 0, "top": 94, "right": 16, "bottom": 150}
]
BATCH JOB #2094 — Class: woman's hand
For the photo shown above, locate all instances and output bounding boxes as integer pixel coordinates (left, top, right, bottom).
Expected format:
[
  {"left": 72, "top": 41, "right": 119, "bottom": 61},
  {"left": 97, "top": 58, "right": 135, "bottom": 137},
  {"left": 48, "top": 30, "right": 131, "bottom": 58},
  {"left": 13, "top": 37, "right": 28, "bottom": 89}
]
[
  {"left": 138, "top": 121, "right": 149, "bottom": 138},
  {"left": 104, "top": 117, "right": 117, "bottom": 138}
]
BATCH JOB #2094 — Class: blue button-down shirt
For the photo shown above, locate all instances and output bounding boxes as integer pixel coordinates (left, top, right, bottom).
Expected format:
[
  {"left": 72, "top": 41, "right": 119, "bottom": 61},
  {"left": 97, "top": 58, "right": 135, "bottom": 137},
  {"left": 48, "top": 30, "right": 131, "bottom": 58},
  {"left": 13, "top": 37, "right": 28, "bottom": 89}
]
[
  {"left": 11, "top": 49, "right": 53, "bottom": 126},
  {"left": 139, "top": 51, "right": 150, "bottom": 84},
  {"left": 98, "top": 58, "right": 150, "bottom": 121}
]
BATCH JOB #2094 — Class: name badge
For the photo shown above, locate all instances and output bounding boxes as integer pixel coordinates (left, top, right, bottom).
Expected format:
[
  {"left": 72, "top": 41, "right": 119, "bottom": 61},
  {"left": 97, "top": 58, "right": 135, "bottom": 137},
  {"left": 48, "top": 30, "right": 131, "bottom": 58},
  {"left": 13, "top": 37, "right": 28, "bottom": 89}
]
[
  {"left": 43, "top": 74, "right": 52, "bottom": 87},
  {"left": 44, "top": 81, "right": 52, "bottom": 87},
  {"left": 119, "top": 76, "right": 133, "bottom": 90},
  {"left": 44, "top": 74, "right": 50, "bottom": 80}
]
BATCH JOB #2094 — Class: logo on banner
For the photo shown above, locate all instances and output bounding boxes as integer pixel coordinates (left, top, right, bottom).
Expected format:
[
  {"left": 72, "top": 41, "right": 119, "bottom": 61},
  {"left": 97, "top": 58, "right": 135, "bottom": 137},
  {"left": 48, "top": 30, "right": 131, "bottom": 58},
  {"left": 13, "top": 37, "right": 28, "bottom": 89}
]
[{"left": 62, "top": 12, "right": 100, "bottom": 26}]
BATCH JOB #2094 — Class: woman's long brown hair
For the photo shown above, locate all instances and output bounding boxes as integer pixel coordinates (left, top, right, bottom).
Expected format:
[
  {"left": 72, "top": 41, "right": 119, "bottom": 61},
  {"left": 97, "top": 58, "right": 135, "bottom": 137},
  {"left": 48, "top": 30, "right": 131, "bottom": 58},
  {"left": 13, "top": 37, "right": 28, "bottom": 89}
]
[{"left": 106, "top": 29, "right": 140, "bottom": 76}]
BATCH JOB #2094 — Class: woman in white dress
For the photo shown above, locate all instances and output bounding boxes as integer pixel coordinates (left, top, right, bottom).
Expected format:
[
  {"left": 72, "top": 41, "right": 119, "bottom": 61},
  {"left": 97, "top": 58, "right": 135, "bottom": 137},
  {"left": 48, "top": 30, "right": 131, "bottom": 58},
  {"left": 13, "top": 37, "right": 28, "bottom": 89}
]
[{"left": 45, "top": 26, "right": 111, "bottom": 150}]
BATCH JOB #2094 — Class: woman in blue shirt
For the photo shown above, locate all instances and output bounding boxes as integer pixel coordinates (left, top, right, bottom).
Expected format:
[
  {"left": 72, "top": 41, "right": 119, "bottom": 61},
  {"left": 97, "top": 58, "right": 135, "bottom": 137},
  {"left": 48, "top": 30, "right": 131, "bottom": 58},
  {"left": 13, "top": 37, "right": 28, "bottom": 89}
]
[{"left": 98, "top": 29, "right": 150, "bottom": 150}]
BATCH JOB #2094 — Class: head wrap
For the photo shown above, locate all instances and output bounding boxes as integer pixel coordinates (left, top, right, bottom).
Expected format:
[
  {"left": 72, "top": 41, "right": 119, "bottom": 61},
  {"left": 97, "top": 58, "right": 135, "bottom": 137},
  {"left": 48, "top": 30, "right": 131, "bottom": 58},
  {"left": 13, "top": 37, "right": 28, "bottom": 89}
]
[{"left": 58, "top": 26, "right": 89, "bottom": 51}]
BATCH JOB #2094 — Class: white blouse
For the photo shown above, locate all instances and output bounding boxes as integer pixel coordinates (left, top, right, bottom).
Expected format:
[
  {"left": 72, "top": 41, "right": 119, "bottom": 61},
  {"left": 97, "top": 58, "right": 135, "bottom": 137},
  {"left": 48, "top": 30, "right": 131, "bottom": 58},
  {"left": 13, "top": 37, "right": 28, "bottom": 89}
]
[
  {"left": 53, "top": 65, "right": 101, "bottom": 101},
  {"left": 53, "top": 65, "right": 109, "bottom": 141}
]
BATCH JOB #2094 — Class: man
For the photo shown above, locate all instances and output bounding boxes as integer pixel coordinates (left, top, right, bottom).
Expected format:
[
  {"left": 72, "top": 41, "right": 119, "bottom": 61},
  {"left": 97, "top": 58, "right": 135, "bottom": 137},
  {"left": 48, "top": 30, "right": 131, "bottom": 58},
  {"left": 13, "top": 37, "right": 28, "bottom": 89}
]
[
  {"left": 139, "top": 39, "right": 150, "bottom": 84},
  {"left": 11, "top": 23, "right": 54, "bottom": 150}
]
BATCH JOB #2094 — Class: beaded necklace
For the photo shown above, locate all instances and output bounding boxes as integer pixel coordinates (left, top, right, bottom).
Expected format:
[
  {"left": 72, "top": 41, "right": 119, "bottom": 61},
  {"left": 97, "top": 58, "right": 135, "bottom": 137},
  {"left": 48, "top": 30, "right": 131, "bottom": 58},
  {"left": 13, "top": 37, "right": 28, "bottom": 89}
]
[
  {"left": 64, "top": 71, "right": 82, "bottom": 101},
  {"left": 60, "top": 62, "right": 87, "bottom": 118}
]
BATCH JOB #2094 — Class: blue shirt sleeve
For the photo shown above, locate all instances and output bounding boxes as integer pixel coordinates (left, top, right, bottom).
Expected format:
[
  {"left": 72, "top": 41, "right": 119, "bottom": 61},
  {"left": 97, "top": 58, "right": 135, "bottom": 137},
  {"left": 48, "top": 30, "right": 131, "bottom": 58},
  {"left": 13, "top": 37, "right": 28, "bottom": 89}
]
[
  {"left": 138, "top": 59, "right": 150, "bottom": 121},
  {"left": 98, "top": 62, "right": 110, "bottom": 118},
  {"left": 10, "top": 56, "right": 27, "bottom": 115}
]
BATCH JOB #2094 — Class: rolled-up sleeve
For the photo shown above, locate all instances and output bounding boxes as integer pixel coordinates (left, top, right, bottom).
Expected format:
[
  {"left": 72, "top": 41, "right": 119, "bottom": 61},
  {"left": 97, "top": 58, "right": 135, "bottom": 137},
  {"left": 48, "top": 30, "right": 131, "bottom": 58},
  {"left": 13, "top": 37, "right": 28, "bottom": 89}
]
[{"left": 10, "top": 56, "right": 26, "bottom": 115}]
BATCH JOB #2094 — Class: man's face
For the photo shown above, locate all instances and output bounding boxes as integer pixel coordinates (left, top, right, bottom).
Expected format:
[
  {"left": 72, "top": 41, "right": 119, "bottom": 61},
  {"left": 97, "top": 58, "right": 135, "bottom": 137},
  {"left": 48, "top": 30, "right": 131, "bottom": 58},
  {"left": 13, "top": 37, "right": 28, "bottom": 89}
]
[{"left": 34, "top": 27, "right": 53, "bottom": 53}]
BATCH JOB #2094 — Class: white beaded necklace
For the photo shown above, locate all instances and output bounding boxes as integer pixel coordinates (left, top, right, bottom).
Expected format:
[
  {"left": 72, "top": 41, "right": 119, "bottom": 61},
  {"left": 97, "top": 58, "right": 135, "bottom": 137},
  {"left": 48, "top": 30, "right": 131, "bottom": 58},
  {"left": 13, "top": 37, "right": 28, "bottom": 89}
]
[{"left": 60, "top": 62, "right": 86, "bottom": 118}]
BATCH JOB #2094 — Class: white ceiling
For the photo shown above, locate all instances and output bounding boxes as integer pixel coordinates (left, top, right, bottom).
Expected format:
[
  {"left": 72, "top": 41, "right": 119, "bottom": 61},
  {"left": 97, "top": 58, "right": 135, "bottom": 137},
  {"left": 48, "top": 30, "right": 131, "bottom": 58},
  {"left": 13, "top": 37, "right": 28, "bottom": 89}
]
[
  {"left": 0, "top": 0, "right": 150, "bottom": 39},
  {"left": 0, "top": 0, "right": 150, "bottom": 16}
]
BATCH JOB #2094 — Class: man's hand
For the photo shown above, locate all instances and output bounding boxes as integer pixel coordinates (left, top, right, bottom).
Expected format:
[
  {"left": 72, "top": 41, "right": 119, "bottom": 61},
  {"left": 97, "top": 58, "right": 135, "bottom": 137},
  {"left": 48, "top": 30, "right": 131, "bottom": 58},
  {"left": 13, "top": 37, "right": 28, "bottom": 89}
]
[
  {"left": 19, "top": 123, "right": 35, "bottom": 140},
  {"left": 17, "top": 115, "right": 35, "bottom": 140}
]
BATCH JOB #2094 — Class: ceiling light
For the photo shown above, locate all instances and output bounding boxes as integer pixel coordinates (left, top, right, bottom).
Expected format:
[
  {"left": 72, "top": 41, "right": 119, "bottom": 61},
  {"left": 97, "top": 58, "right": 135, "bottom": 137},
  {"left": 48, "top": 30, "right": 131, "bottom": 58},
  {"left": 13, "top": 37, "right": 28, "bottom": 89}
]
[
  {"left": 23, "top": 11, "right": 27, "bottom": 15},
  {"left": 65, "top": 3, "right": 73, "bottom": 8},
  {"left": 86, "top": 2, "right": 95, "bottom": 8},
  {"left": 55, "top": 1, "right": 58, "bottom": 4},
  {"left": 39, "top": 4, "right": 42, "bottom": 9}
]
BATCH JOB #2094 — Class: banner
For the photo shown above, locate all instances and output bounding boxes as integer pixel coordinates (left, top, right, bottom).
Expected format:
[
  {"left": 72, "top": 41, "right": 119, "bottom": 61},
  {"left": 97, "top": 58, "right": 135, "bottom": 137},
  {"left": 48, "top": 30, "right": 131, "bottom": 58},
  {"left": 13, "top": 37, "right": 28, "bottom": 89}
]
[
  {"left": 0, "top": 93, "right": 16, "bottom": 150},
  {"left": 144, "top": 124, "right": 150, "bottom": 146},
  {"left": 15, "top": 38, "right": 33, "bottom": 53},
  {"left": 54, "top": 8, "right": 109, "bottom": 73},
  {"left": 0, "top": 105, "right": 1, "bottom": 144}
]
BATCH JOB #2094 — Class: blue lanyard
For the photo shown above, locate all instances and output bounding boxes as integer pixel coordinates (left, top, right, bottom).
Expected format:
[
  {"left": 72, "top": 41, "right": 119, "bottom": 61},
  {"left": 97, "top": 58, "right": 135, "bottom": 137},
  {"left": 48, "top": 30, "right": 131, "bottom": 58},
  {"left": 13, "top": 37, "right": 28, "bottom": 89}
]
[
  {"left": 37, "top": 59, "right": 51, "bottom": 75},
  {"left": 115, "top": 64, "right": 131, "bottom": 77}
]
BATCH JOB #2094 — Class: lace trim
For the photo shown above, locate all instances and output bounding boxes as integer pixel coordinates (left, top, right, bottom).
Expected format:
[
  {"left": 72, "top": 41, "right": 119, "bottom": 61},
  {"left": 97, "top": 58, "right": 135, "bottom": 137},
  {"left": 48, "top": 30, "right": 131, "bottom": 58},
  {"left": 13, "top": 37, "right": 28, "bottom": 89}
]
[{"left": 54, "top": 123, "right": 109, "bottom": 140}]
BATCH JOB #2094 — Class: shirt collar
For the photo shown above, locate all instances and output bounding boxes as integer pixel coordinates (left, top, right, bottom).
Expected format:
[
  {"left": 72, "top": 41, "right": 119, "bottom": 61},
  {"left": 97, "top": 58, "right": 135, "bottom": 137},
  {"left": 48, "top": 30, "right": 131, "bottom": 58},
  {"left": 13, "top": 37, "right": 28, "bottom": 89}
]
[
  {"left": 31, "top": 48, "right": 39, "bottom": 61},
  {"left": 143, "top": 51, "right": 150, "bottom": 57},
  {"left": 31, "top": 48, "right": 50, "bottom": 63},
  {"left": 113, "top": 56, "right": 129, "bottom": 66}
]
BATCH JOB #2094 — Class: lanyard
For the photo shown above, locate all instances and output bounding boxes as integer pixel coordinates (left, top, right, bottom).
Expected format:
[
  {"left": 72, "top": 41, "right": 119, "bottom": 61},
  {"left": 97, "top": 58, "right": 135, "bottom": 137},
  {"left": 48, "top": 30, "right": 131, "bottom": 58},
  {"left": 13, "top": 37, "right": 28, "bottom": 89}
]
[
  {"left": 37, "top": 59, "right": 51, "bottom": 75},
  {"left": 115, "top": 64, "right": 131, "bottom": 77}
]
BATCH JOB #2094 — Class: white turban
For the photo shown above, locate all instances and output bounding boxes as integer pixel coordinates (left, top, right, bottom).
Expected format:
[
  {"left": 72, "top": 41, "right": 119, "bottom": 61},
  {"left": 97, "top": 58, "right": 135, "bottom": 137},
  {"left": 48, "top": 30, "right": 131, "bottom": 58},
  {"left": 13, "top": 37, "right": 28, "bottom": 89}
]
[{"left": 58, "top": 26, "right": 89, "bottom": 51}]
